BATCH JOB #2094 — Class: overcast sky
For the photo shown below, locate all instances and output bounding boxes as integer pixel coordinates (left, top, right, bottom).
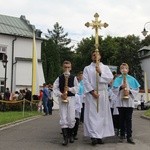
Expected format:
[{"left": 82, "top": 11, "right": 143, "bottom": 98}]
[{"left": 0, "top": 0, "right": 150, "bottom": 45}]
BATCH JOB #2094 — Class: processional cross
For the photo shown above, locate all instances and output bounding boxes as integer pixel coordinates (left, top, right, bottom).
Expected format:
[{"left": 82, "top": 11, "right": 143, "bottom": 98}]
[{"left": 85, "top": 13, "right": 108, "bottom": 112}]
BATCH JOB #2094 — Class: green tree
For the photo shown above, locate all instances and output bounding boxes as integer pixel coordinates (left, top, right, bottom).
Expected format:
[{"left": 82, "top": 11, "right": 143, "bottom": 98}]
[
  {"left": 117, "top": 35, "right": 143, "bottom": 88},
  {"left": 101, "top": 36, "right": 119, "bottom": 65},
  {"left": 41, "top": 22, "right": 74, "bottom": 83},
  {"left": 74, "top": 35, "right": 144, "bottom": 88},
  {"left": 47, "top": 22, "right": 73, "bottom": 64},
  {"left": 141, "top": 35, "right": 150, "bottom": 47},
  {"left": 47, "top": 22, "right": 71, "bottom": 47},
  {"left": 73, "top": 36, "right": 95, "bottom": 74},
  {"left": 41, "top": 39, "right": 60, "bottom": 84}
]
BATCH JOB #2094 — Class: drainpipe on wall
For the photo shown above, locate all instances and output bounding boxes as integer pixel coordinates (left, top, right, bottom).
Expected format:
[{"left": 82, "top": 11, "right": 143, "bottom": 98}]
[{"left": 11, "top": 36, "right": 17, "bottom": 93}]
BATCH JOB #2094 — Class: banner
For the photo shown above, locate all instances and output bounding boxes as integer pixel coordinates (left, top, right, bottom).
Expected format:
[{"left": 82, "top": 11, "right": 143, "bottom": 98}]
[{"left": 32, "top": 32, "right": 39, "bottom": 97}]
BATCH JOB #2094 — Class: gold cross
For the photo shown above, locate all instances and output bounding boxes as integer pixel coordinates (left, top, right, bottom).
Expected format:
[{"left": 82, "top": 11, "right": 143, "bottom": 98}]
[
  {"left": 85, "top": 13, "right": 108, "bottom": 112},
  {"left": 85, "top": 13, "right": 108, "bottom": 51}
]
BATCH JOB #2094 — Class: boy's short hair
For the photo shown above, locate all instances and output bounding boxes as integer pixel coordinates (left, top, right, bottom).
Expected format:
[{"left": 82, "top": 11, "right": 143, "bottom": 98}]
[
  {"left": 91, "top": 50, "right": 100, "bottom": 56},
  {"left": 112, "top": 71, "right": 117, "bottom": 75},
  {"left": 63, "top": 60, "right": 71, "bottom": 65},
  {"left": 77, "top": 71, "right": 83, "bottom": 76},
  {"left": 78, "top": 71, "right": 83, "bottom": 74},
  {"left": 120, "top": 63, "right": 129, "bottom": 69},
  {"left": 43, "top": 83, "right": 46, "bottom": 86}
]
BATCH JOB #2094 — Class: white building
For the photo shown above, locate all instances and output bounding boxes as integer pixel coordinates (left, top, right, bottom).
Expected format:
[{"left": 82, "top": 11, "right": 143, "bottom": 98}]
[
  {"left": 138, "top": 45, "right": 150, "bottom": 101},
  {"left": 0, "top": 14, "right": 45, "bottom": 93},
  {"left": 138, "top": 45, "right": 150, "bottom": 88}
]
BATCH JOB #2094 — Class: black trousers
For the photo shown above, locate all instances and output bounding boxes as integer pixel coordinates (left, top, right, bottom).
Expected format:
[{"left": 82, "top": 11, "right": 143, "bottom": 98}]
[
  {"left": 48, "top": 99, "right": 53, "bottom": 114},
  {"left": 73, "top": 118, "right": 80, "bottom": 137},
  {"left": 141, "top": 102, "right": 144, "bottom": 110},
  {"left": 80, "top": 103, "right": 85, "bottom": 123},
  {"left": 111, "top": 108, "right": 120, "bottom": 129},
  {"left": 118, "top": 107, "right": 133, "bottom": 139}
]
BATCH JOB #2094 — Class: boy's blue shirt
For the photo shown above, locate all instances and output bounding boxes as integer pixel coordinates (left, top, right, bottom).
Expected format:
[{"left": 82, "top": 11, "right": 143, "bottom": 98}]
[{"left": 78, "top": 80, "right": 84, "bottom": 95}]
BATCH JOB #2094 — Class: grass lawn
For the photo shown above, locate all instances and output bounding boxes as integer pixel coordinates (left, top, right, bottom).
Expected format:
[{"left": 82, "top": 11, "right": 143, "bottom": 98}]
[
  {"left": 144, "top": 109, "right": 150, "bottom": 117},
  {"left": 0, "top": 111, "right": 42, "bottom": 126}
]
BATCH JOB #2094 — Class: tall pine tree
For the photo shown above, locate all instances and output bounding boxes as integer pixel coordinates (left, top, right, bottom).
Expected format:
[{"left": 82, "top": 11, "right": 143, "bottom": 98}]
[{"left": 41, "top": 22, "right": 73, "bottom": 83}]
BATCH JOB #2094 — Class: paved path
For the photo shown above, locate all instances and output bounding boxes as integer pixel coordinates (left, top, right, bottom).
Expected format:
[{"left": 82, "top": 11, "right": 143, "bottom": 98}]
[{"left": 0, "top": 110, "right": 150, "bottom": 150}]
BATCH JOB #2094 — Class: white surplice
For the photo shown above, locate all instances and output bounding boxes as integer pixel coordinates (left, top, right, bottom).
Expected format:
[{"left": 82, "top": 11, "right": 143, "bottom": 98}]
[
  {"left": 109, "top": 88, "right": 119, "bottom": 115},
  {"left": 83, "top": 62, "right": 115, "bottom": 138},
  {"left": 112, "top": 77, "right": 139, "bottom": 108},
  {"left": 53, "top": 76, "right": 79, "bottom": 128}
]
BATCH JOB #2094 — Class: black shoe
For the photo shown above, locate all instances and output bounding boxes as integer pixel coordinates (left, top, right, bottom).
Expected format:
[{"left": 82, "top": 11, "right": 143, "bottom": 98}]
[
  {"left": 97, "top": 139, "right": 104, "bottom": 144},
  {"left": 68, "top": 128, "right": 74, "bottom": 143},
  {"left": 73, "top": 136, "right": 78, "bottom": 140},
  {"left": 69, "top": 136, "right": 74, "bottom": 143},
  {"left": 119, "top": 136, "right": 125, "bottom": 143},
  {"left": 115, "top": 129, "right": 120, "bottom": 136},
  {"left": 43, "top": 114, "right": 48, "bottom": 116},
  {"left": 62, "top": 128, "right": 68, "bottom": 146},
  {"left": 62, "top": 139, "right": 68, "bottom": 146},
  {"left": 127, "top": 138, "right": 135, "bottom": 144},
  {"left": 91, "top": 138, "right": 97, "bottom": 146}
]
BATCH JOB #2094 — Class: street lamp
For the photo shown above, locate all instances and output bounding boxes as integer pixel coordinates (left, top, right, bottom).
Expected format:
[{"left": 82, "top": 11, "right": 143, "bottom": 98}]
[
  {"left": 141, "top": 22, "right": 150, "bottom": 36},
  {"left": 2, "top": 54, "right": 8, "bottom": 100}
]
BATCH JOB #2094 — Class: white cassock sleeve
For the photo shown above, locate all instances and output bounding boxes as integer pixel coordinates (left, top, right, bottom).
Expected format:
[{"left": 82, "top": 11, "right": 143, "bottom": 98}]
[
  {"left": 68, "top": 77, "right": 79, "bottom": 94},
  {"left": 112, "top": 83, "right": 139, "bottom": 100},
  {"left": 130, "top": 88, "right": 139, "bottom": 99},
  {"left": 53, "top": 77, "right": 62, "bottom": 97},
  {"left": 53, "top": 76, "right": 79, "bottom": 97},
  {"left": 100, "top": 65, "right": 113, "bottom": 84},
  {"left": 83, "top": 67, "right": 94, "bottom": 94},
  {"left": 112, "top": 86, "right": 120, "bottom": 97}
]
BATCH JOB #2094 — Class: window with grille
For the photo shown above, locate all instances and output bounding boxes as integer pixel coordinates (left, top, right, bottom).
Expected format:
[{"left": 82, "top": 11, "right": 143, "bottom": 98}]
[
  {"left": 0, "top": 45, "right": 7, "bottom": 60},
  {"left": 0, "top": 80, "right": 4, "bottom": 93}
]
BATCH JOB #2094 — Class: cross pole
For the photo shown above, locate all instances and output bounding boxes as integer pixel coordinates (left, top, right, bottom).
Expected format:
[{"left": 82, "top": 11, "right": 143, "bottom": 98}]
[{"left": 85, "top": 13, "right": 108, "bottom": 112}]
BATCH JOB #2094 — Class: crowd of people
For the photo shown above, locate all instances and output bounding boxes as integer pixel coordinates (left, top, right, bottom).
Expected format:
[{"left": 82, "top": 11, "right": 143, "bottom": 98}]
[
  {"left": 41, "top": 83, "right": 53, "bottom": 115},
  {"left": 53, "top": 50, "right": 140, "bottom": 146},
  {"left": 0, "top": 88, "right": 32, "bottom": 101},
  {"left": 0, "top": 85, "right": 53, "bottom": 114},
  {"left": 0, "top": 88, "right": 33, "bottom": 111}
]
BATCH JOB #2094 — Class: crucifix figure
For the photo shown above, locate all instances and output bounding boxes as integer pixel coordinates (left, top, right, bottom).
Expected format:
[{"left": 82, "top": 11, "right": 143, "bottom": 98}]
[{"left": 85, "top": 13, "right": 108, "bottom": 112}]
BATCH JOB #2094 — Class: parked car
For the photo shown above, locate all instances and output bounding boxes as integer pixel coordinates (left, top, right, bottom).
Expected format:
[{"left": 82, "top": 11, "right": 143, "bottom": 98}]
[
  {"left": 144, "top": 101, "right": 150, "bottom": 110},
  {"left": 137, "top": 101, "right": 150, "bottom": 110},
  {"left": 134, "top": 100, "right": 141, "bottom": 109}
]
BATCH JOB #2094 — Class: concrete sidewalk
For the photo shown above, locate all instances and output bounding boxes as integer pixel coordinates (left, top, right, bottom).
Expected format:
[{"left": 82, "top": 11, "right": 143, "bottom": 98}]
[{"left": 0, "top": 110, "right": 149, "bottom": 150}]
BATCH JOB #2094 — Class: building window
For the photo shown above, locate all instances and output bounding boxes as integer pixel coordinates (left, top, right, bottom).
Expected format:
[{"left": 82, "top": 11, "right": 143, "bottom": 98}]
[
  {"left": 0, "top": 80, "right": 4, "bottom": 93},
  {"left": 0, "top": 46, "right": 7, "bottom": 53},
  {"left": 0, "top": 45, "right": 7, "bottom": 60},
  {"left": 0, "top": 53, "right": 4, "bottom": 60},
  {"left": 0, "top": 45, "right": 7, "bottom": 93}
]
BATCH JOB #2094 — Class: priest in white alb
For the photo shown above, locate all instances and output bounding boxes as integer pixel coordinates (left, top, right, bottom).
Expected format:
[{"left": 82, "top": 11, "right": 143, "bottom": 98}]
[{"left": 83, "top": 50, "right": 115, "bottom": 145}]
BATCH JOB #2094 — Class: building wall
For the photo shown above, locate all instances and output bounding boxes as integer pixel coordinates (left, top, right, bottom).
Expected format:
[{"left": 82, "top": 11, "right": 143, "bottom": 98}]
[
  {"left": 15, "top": 61, "right": 45, "bottom": 90},
  {"left": 14, "top": 37, "right": 42, "bottom": 59},
  {"left": 140, "top": 57, "right": 150, "bottom": 88},
  {"left": 0, "top": 34, "right": 45, "bottom": 93},
  {"left": 0, "top": 35, "right": 16, "bottom": 91}
]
